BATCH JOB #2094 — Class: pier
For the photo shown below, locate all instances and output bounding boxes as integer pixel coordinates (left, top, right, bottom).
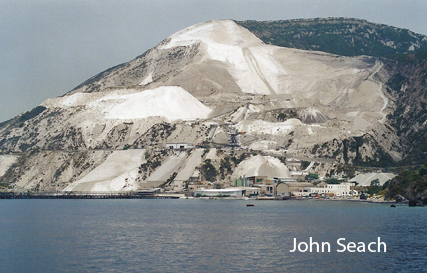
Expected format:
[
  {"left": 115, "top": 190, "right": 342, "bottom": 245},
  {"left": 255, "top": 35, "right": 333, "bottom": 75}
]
[{"left": 0, "top": 191, "right": 180, "bottom": 199}]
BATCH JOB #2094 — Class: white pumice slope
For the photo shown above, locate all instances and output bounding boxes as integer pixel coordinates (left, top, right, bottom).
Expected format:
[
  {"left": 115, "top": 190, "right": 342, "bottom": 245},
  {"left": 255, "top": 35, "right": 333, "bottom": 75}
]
[
  {"left": 233, "top": 155, "right": 290, "bottom": 178},
  {"left": 64, "top": 149, "right": 146, "bottom": 192},
  {"left": 161, "top": 20, "right": 287, "bottom": 95}
]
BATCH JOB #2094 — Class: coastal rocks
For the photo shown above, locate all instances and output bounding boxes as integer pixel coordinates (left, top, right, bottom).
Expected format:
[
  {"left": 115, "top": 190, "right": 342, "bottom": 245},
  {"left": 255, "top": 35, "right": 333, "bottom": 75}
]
[
  {"left": 394, "top": 194, "right": 407, "bottom": 203},
  {"left": 408, "top": 200, "right": 425, "bottom": 207}
]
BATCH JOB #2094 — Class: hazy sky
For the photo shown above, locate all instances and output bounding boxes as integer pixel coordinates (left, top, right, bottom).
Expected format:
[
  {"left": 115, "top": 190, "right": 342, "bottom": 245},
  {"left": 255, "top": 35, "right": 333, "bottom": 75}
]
[{"left": 1, "top": 0, "right": 427, "bottom": 122}]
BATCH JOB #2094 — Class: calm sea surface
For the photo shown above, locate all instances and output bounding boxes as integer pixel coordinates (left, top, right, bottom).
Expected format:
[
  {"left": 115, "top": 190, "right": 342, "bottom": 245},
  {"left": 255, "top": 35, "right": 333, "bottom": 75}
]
[{"left": 0, "top": 199, "right": 426, "bottom": 273}]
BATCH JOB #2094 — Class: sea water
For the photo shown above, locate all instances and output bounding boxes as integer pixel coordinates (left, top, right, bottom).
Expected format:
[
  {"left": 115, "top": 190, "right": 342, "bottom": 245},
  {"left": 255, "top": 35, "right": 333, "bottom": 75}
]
[{"left": 0, "top": 199, "right": 425, "bottom": 272}]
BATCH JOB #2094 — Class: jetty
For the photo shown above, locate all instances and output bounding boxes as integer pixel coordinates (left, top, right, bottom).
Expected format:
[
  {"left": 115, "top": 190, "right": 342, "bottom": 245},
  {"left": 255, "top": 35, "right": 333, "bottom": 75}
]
[{"left": 0, "top": 191, "right": 180, "bottom": 199}]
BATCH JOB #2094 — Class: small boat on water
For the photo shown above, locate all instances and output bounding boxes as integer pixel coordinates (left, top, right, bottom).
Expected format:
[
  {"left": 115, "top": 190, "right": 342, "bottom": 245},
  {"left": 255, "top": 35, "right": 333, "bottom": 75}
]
[{"left": 246, "top": 204, "right": 254, "bottom": 207}]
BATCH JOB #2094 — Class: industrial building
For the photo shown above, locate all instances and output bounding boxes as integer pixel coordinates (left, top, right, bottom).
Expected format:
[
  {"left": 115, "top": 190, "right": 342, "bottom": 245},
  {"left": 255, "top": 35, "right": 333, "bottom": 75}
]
[
  {"left": 194, "top": 187, "right": 259, "bottom": 198},
  {"left": 276, "top": 182, "right": 315, "bottom": 197}
]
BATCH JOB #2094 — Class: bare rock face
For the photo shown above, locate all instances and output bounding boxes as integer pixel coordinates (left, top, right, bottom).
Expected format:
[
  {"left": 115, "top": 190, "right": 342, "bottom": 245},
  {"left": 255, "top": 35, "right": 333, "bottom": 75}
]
[{"left": 1, "top": 18, "right": 421, "bottom": 192}]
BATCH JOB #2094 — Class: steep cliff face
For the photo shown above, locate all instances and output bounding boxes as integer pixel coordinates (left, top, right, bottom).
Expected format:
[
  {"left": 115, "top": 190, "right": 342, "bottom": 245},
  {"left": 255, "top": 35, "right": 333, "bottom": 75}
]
[
  {"left": 1, "top": 18, "right": 426, "bottom": 192},
  {"left": 386, "top": 53, "right": 427, "bottom": 165},
  {"left": 377, "top": 54, "right": 427, "bottom": 202}
]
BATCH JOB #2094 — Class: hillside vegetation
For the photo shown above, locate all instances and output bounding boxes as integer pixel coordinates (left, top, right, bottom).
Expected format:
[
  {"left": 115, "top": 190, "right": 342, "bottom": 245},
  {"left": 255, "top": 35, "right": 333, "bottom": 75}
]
[
  {"left": 236, "top": 18, "right": 427, "bottom": 57},
  {"left": 386, "top": 162, "right": 427, "bottom": 205}
]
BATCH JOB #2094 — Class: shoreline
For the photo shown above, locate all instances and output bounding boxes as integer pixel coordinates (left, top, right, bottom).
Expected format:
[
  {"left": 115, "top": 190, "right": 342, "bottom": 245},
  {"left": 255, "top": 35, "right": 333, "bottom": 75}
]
[{"left": 0, "top": 191, "right": 402, "bottom": 204}]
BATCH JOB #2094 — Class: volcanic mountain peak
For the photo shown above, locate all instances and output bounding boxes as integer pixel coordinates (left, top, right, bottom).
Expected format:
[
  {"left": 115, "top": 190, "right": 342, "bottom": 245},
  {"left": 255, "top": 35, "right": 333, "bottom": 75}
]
[
  {"left": 160, "top": 19, "right": 287, "bottom": 95},
  {"left": 161, "top": 19, "right": 263, "bottom": 50}
]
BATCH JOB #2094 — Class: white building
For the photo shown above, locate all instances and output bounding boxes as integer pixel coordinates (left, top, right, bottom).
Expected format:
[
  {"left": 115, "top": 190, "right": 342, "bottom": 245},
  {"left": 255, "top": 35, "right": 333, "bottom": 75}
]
[
  {"left": 300, "top": 182, "right": 358, "bottom": 197},
  {"left": 290, "top": 171, "right": 309, "bottom": 179}
]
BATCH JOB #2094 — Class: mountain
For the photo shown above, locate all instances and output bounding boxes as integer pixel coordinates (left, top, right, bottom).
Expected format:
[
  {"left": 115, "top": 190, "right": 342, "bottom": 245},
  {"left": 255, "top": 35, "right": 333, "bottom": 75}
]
[{"left": 1, "top": 18, "right": 427, "bottom": 195}]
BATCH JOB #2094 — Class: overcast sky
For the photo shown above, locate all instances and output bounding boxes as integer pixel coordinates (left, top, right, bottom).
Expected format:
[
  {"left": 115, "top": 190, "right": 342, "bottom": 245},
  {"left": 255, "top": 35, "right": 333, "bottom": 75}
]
[{"left": 1, "top": 0, "right": 427, "bottom": 122}]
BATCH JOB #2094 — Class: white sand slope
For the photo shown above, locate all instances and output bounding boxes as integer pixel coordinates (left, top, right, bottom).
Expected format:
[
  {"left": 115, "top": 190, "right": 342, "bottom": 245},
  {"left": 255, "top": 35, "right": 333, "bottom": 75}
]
[
  {"left": 248, "top": 140, "right": 278, "bottom": 151},
  {"left": 162, "top": 20, "right": 287, "bottom": 95},
  {"left": 236, "top": 118, "right": 303, "bottom": 136},
  {"left": 349, "top": 173, "right": 396, "bottom": 186},
  {"left": 63, "top": 149, "right": 146, "bottom": 192},
  {"left": 298, "top": 108, "right": 329, "bottom": 124},
  {"left": 102, "top": 86, "right": 211, "bottom": 121},
  {"left": 0, "top": 155, "right": 18, "bottom": 177},
  {"left": 162, "top": 19, "right": 262, "bottom": 50},
  {"left": 174, "top": 149, "right": 204, "bottom": 181},
  {"left": 146, "top": 152, "right": 188, "bottom": 182},
  {"left": 43, "top": 86, "right": 211, "bottom": 122},
  {"left": 233, "top": 155, "right": 290, "bottom": 179}
]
